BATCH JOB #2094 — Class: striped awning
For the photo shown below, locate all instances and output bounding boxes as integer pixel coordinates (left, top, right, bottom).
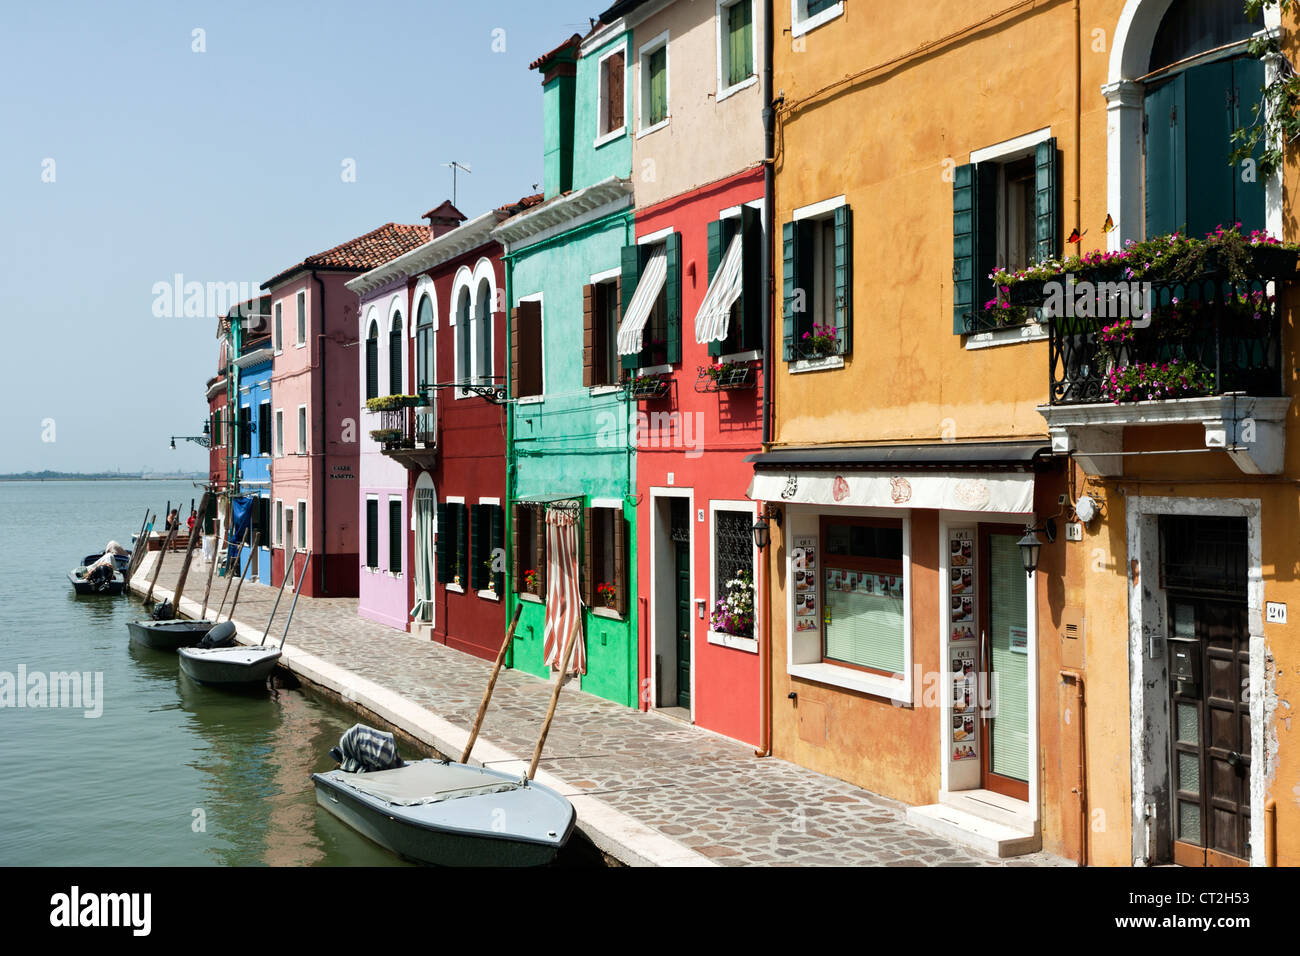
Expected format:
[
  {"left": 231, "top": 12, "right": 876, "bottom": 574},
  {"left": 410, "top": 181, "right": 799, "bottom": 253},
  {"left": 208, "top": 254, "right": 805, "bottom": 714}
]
[
  {"left": 694, "top": 233, "right": 743, "bottom": 343},
  {"left": 616, "top": 246, "right": 667, "bottom": 355},
  {"left": 543, "top": 509, "right": 586, "bottom": 676}
]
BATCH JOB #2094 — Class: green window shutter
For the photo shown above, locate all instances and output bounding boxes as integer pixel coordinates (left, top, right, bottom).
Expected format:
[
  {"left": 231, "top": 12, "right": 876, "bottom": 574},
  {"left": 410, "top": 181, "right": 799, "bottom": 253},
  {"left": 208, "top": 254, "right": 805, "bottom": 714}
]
[
  {"left": 1185, "top": 61, "right": 1235, "bottom": 240},
  {"left": 649, "top": 47, "right": 667, "bottom": 124},
  {"left": 365, "top": 335, "right": 378, "bottom": 400},
  {"left": 620, "top": 243, "right": 641, "bottom": 371},
  {"left": 728, "top": 1, "right": 753, "bottom": 86},
  {"left": 456, "top": 503, "right": 468, "bottom": 586},
  {"left": 739, "top": 205, "right": 762, "bottom": 351},
  {"left": 833, "top": 204, "right": 853, "bottom": 356},
  {"left": 491, "top": 505, "right": 505, "bottom": 595},
  {"left": 781, "top": 220, "right": 798, "bottom": 360},
  {"left": 435, "top": 501, "right": 449, "bottom": 582},
  {"left": 470, "top": 504, "right": 485, "bottom": 590},
  {"left": 388, "top": 322, "right": 402, "bottom": 395},
  {"left": 366, "top": 498, "right": 379, "bottom": 569},
  {"left": 1034, "top": 137, "right": 1059, "bottom": 264},
  {"left": 388, "top": 499, "right": 402, "bottom": 575},
  {"left": 706, "top": 219, "right": 725, "bottom": 357},
  {"left": 666, "top": 231, "right": 682, "bottom": 365},
  {"left": 952, "top": 164, "right": 975, "bottom": 333},
  {"left": 974, "top": 165, "right": 998, "bottom": 328},
  {"left": 1143, "top": 75, "right": 1186, "bottom": 239},
  {"left": 1232, "top": 57, "right": 1266, "bottom": 235}
]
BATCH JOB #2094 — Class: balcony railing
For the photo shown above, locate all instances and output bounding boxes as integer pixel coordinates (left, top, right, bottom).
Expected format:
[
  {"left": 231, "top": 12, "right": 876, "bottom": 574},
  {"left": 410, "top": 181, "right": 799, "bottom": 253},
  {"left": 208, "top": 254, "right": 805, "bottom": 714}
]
[
  {"left": 368, "top": 395, "right": 436, "bottom": 469},
  {"left": 1043, "top": 275, "right": 1285, "bottom": 406}
]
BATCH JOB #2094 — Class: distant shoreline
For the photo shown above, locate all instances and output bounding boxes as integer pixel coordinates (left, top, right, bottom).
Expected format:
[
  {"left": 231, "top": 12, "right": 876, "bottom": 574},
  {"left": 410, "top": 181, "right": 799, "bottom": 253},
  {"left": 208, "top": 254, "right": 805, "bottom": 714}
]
[{"left": 0, "top": 476, "right": 204, "bottom": 482}]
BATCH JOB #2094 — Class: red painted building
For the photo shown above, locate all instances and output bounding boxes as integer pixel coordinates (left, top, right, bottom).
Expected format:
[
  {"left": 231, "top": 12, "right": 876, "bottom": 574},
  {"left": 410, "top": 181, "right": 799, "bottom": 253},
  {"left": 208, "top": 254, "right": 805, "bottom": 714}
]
[{"left": 347, "top": 196, "right": 540, "bottom": 660}]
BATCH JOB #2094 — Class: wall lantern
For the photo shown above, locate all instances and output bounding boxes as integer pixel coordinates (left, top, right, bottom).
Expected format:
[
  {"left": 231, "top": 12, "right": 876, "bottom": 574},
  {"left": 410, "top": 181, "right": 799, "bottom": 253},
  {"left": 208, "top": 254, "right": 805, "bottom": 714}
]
[
  {"left": 753, "top": 504, "right": 783, "bottom": 550},
  {"left": 1018, "top": 518, "right": 1057, "bottom": 576}
]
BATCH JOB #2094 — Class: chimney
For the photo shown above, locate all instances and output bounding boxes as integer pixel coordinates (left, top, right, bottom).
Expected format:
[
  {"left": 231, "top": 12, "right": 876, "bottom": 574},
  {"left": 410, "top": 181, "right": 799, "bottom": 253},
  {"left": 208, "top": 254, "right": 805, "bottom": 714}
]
[
  {"left": 423, "top": 200, "right": 467, "bottom": 239},
  {"left": 532, "top": 34, "right": 581, "bottom": 198}
]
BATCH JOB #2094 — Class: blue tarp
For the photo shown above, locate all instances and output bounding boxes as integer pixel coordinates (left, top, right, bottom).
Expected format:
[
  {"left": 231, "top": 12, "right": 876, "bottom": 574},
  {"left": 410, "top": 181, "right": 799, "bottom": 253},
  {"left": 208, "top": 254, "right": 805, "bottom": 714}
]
[{"left": 229, "top": 496, "right": 253, "bottom": 565}]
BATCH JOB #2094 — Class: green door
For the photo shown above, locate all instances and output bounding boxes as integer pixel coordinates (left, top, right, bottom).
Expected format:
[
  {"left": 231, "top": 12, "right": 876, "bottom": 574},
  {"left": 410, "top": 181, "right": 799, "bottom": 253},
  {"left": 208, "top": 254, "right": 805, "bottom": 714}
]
[
  {"left": 983, "top": 531, "right": 1030, "bottom": 799},
  {"left": 1145, "top": 57, "right": 1266, "bottom": 239},
  {"left": 675, "top": 540, "right": 691, "bottom": 709}
]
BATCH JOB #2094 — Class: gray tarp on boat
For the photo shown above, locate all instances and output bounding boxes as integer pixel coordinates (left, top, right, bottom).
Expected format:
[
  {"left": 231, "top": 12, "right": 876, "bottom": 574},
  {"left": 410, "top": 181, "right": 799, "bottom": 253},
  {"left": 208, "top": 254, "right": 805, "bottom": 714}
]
[
  {"left": 333, "top": 761, "right": 524, "bottom": 807},
  {"left": 330, "top": 723, "right": 405, "bottom": 773}
]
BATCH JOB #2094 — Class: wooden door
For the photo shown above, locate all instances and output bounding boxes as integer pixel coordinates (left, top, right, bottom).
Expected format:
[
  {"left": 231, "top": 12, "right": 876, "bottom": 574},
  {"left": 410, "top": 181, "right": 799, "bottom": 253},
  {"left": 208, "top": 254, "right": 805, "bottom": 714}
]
[
  {"left": 1169, "top": 597, "right": 1251, "bottom": 867},
  {"left": 675, "top": 539, "right": 691, "bottom": 709}
]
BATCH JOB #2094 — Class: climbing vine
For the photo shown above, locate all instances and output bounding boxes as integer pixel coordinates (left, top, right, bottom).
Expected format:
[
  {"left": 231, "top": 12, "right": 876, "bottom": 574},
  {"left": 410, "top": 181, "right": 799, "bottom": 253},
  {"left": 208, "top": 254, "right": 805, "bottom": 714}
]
[{"left": 1230, "top": 0, "right": 1300, "bottom": 177}]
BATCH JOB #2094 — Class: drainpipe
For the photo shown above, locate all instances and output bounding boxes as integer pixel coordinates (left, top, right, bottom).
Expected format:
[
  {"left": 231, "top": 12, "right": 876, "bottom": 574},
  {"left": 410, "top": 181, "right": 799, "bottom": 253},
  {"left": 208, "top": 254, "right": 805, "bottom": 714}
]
[
  {"left": 755, "top": 0, "right": 776, "bottom": 758},
  {"left": 1073, "top": 0, "right": 1081, "bottom": 244},
  {"left": 1266, "top": 798, "right": 1277, "bottom": 865},
  {"left": 313, "top": 270, "right": 328, "bottom": 596},
  {"left": 1063, "top": 668, "right": 1087, "bottom": 865}
]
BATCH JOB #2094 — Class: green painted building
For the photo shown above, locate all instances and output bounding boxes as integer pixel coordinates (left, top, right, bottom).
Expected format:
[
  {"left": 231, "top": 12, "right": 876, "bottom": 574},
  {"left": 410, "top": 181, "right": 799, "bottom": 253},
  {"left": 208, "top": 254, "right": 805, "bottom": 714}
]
[{"left": 492, "top": 28, "right": 639, "bottom": 707}]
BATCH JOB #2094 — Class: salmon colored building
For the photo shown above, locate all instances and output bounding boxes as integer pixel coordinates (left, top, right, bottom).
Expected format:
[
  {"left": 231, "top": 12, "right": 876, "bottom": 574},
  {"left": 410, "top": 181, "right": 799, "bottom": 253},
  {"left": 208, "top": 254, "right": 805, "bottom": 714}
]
[
  {"left": 264, "top": 222, "right": 428, "bottom": 597},
  {"left": 602, "top": 0, "right": 768, "bottom": 744},
  {"left": 756, "top": 0, "right": 1300, "bottom": 867}
]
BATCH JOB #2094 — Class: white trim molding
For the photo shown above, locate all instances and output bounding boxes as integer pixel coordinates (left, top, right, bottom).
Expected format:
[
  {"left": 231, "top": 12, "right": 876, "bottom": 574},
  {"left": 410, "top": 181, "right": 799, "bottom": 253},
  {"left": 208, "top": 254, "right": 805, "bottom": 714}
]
[{"left": 790, "top": 0, "right": 843, "bottom": 38}]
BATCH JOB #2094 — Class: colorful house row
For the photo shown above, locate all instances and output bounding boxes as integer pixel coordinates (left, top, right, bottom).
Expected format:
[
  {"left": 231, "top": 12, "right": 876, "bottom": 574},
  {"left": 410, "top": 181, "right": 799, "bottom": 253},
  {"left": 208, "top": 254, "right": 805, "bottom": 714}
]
[{"left": 202, "top": 0, "right": 1300, "bottom": 867}]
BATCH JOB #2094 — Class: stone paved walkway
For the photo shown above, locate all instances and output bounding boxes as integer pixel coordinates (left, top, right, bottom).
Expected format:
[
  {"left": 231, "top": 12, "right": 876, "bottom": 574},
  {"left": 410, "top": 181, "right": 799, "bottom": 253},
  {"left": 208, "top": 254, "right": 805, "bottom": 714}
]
[{"left": 134, "top": 554, "right": 1070, "bottom": 867}]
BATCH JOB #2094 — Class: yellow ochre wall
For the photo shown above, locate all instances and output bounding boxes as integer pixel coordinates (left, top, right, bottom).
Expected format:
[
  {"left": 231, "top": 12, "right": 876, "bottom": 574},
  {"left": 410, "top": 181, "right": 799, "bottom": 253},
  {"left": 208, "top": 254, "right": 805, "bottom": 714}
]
[{"left": 768, "top": 0, "right": 1300, "bottom": 865}]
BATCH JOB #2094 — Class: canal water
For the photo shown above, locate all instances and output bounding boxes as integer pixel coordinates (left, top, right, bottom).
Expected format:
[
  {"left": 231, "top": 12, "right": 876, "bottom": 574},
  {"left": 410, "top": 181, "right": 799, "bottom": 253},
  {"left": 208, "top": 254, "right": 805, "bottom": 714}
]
[{"left": 0, "top": 479, "right": 408, "bottom": 866}]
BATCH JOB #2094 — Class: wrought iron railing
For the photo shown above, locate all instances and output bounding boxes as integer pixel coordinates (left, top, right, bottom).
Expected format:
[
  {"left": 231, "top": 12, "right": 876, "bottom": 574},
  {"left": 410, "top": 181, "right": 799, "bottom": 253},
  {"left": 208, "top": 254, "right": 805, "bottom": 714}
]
[{"left": 1044, "top": 275, "right": 1284, "bottom": 406}]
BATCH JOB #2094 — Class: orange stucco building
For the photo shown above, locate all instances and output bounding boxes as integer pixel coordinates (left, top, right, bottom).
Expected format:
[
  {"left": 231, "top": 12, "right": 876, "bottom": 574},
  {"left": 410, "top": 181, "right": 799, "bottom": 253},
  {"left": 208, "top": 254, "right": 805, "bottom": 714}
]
[{"left": 755, "top": 0, "right": 1300, "bottom": 866}]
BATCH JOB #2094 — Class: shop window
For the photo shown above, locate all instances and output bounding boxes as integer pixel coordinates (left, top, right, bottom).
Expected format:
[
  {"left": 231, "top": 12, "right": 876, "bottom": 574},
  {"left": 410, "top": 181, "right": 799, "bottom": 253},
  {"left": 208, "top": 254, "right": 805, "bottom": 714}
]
[{"left": 819, "top": 517, "right": 905, "bottom": 675}]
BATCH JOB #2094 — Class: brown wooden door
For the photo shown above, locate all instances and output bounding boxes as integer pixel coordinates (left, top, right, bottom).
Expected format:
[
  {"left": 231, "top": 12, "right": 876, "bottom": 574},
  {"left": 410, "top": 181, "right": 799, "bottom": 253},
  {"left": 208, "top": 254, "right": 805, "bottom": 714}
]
[
  {"left": 978, "top": 526, "right": 1030, "bottom": 801},
  {"left": 1169, "top": 597, "right": 1251, "bottom": 867}
]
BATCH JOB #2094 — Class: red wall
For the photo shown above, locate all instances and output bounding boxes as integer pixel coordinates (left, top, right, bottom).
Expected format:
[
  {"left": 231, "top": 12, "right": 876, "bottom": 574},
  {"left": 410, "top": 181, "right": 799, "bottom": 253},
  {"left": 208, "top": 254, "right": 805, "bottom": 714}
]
[
  {"left": 409, "top": 242, "right": 509, "bottom": 661},
  {"left": 634, "top": 167, "right": 765, "bottom": 746}
]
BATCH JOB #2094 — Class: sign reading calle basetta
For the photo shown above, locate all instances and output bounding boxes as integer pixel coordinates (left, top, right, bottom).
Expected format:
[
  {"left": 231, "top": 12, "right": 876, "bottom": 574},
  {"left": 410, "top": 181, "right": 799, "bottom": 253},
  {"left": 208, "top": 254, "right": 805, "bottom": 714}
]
[{"left": 746, "top": 471, "right": 1035, "bottom": 513}]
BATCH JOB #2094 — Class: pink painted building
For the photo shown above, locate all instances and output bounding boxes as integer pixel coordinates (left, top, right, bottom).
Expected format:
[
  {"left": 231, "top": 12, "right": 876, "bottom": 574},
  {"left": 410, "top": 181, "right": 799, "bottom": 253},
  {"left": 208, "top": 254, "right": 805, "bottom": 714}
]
[{"left": 264, "top": 223, "right": 429, "bottom": 597}]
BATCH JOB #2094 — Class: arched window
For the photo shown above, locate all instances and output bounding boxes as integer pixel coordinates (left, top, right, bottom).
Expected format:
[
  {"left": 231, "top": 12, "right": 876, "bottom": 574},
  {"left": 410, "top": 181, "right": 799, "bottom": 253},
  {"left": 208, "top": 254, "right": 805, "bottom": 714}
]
[
  {"left": 475, "top": 278, "right": 493, "bottom": 385},
  {"left": 1142, "top": 0, "right": 1264, "bottom": 238},
  {"left": 416, "top": 294, "right": 435, "bottom": 442},
  {"left": 1148, "top": 0, "right": 1255, "bottom": 74},
  {"left": 389, "top": 312, "right": 403, "bottom": 396},
  {"left": 365, "top": 319, "right": 379, "bottom": 401},
  {"left": 455, "top": 287, "right": 472, "bottom": 395}
]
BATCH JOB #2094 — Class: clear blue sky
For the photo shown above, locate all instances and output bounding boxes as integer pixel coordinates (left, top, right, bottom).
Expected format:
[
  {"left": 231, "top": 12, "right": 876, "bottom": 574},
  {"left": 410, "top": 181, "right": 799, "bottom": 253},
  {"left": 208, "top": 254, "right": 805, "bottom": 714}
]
[{"left": 0, "top": 0, "right": 600, "bottom": 473}]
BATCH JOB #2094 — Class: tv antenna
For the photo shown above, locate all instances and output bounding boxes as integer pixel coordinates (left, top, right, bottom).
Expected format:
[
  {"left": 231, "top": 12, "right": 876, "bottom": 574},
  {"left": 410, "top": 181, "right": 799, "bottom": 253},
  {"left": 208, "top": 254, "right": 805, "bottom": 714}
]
[{"left": 443, "top": 161, "right": 472, "bottom": 205}]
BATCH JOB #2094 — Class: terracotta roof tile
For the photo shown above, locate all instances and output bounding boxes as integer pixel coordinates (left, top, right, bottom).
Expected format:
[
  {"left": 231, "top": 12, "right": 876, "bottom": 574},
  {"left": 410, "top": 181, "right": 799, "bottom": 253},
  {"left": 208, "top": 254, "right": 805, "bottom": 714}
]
[
  {"left": 263, "top": 223, "right": 430, "bottom": 289},
  {"left": 495, "top": 193, "right": 545, "bottom": 219},
  {"left": 529, "top": 33, "right": 582, "bottom": 71}
]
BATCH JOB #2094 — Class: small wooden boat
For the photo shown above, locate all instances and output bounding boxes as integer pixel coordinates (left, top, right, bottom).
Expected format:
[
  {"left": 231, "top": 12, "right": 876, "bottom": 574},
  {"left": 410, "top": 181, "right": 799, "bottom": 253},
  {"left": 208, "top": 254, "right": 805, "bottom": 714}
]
[
  {"left": 125, "top": 618, "right": 213, "bottom": 650},
  {"left": 176, "top": 549, "right": 309, "bottom": 687},
  {"left": 178, "top": 644, "right": 282, "bottom": 685},
  {"left": 312, "top": 759, "right": 575, "bottom": 867},
  {"left": 68, "top": 566, "right": 125, "bottom": 596}
]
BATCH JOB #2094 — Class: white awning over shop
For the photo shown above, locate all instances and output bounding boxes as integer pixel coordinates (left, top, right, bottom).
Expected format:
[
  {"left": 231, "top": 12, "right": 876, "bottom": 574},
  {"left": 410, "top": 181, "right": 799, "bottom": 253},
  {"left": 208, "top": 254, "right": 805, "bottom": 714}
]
[
  {"left": 616, "top": 246, "right": 667, "bottom": 355},
  {"left": 747, "top": 470, "right": 1036, "bottom": 514},
  {"left": 694, "top": 233, "right": 743, "bottom": 344}
]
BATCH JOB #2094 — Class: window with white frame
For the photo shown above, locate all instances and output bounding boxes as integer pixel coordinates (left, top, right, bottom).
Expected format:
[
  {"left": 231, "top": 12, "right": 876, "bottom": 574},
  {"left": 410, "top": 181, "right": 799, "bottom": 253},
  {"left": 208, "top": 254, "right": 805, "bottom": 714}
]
[
  {"left": 638, "top": 32, "right": 669, "bottom": 132},
  {"left": 474, "top": 278, "right": 493, "bottom": 386},
  {"left": 275, "top": 499, "right": 283, "bottom": 546},
  {"left": 273, "top": 302, "right": 282, "bottom": 352},
  {"left": 274, "top": 409, "right": 283, "bottom": 457},
  {"left": 719, "top": 0, "right": 755, "bottom": 93},
  {"left": 712, "top": 507, "right": 756, "bottom": 638},
  {"left": 283, "top": 502, "right": 293, "bottom": 550},
  {"left": 296, "top": 290, "right": 306, "bottom": 344},
  {"left": 297, "top": 405, "right": 307, "bottom": 455},
  {"left": 454, "top": 286, "right": 472, "bottom": 397},
  {"left": 596, "top": 47, "right": 626, "bottom": 142},
  {"left": 791, "top": 0, "right": 843, "bottom": 37},
  {"left": 783, "top": 197, "right": 852, "bottom": 361},
  {"left": 296, "top": 501, "right": 306, "bottom": 550}
]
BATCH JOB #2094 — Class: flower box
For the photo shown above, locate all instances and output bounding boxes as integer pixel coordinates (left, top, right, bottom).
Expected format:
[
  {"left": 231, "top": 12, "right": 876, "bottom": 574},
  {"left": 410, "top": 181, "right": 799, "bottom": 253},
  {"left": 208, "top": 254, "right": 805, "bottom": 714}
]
[
  {"left": 695, "top": 362, "right": 754, "bottom": 392},
  {"left": 627, "top": 375, "right": 670, "bottom": 400},
  {"left": 369, "top": 428, "right": 401, "bottom": 444}
]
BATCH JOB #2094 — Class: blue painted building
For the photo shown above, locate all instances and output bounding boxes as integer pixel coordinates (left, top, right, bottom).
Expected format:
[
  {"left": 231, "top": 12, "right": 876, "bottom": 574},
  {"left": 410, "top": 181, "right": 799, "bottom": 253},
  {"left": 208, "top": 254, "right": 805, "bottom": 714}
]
[{"left": 231, "top": 325, "right": 274, "bottom": 581}]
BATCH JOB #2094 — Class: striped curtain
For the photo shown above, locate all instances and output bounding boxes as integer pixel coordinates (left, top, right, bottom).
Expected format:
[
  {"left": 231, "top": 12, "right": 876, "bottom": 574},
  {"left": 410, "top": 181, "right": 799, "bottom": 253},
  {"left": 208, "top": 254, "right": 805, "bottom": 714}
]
[{"left": 543, "top": 508, "right": 586, "bottom": 675}]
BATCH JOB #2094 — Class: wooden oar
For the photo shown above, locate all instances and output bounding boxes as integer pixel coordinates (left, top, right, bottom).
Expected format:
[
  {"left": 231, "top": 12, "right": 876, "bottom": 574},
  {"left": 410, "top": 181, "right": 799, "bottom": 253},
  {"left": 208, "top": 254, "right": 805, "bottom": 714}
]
[
  {"left": 224, "top": 532, "right": 260, "bottom": 623},
  {"left": 277, "top": 551, "right": 311, "bottom": 650},
  {"left": 259, "top": 547, "right": 299, "bottom": 645},
  {"left": 460, "top": 603, "right": 523, "bottom": 764},
  {"left": 125, "top": 508, "right": 150, "bottom": 582},
  {"left": 213, "top": 527, "right": 249, "bottom": 620},
  {"left": 142, "top": 521, "right": 179, "bottom": 606},
  {"left": 170, "top": 491, "right": 210, "bottom": 609},
  {"left": 526, "top": 626, "right": 580, "bottom": 780}
]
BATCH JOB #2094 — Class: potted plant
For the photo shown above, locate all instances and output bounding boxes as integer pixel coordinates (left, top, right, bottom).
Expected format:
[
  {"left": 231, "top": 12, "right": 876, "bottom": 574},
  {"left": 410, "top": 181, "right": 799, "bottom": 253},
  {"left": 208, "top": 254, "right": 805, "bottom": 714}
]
[
  {"left": 696, "top": 360, "right": 753, "bottom": 391},
  {"left": 710, "top": 569, "right": 754, "bottom": 638},
  {"left": 1100, "top": 359, "right": 1215, "bottom": 404},
  {"left": 628, "top": 373, "right": 669, "bottom": 399},
  {"left": 799, "top": 323, "right": 838, "bottom": 359},
  {"left": 524, "top": 568, "right": 539, "bottom": 596},
  {"left": 596, "top": 582, "right": 617, "bottom": 610},
  {"left": 369, "top": 428, "right": 401, "bottom": 444}
]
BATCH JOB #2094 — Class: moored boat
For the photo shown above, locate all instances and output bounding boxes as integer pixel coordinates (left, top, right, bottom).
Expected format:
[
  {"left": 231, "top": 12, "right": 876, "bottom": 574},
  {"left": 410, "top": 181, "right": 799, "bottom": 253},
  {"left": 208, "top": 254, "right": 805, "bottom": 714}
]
[
  {"left": 312, "top": 758, "right": 576, "bottom": 867},
  {"left": 68, "top": 566, "right": 125, "bottom": 596},
  {"left": 125, "top": 618, "right": 214, "bottom": 650},
  {"left": 177, "top": 644, "right": 282, "bottom": 685}
]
